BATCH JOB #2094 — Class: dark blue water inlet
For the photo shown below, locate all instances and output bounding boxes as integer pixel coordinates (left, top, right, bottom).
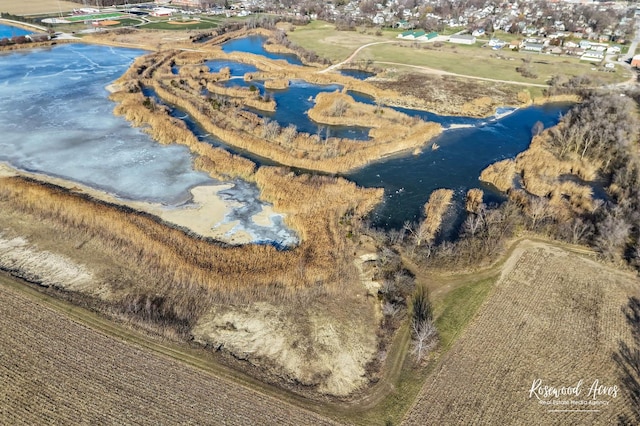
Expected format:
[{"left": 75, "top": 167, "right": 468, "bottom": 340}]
[
  {"left": 141, "top": 86, "right": 279, "bottom": 167},
  {"left": 338, "top": 69, "right": 375, "bottom": 80},
  {"left": 205, "top": 59, "right": 258, "bottom": 76},
  {"left": 221, "top": 78, "right": 371, "bottom": 140},
  {"left": 155, "top": 38, "right": 573, "bottom": 235},
  {"left": 0, "top": 24, "right": 31, "bottom": 39},
  {"left": 221, "top": 35, "right": 303, "bottom": 65},
  {"left": 345, "top": 103, "right": 571, "bottom": 232}
]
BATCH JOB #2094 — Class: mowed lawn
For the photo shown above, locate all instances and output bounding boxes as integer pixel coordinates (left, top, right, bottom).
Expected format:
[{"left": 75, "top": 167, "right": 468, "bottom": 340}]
[
  {"left": 287, "top": 20, "right": 400, "bottom": 62},
  {"left": 404, "top": 241, "right": 640, "bottom": 425},
  {"left": 0, "top": 0, "right": 78, "bottom": 15},
  {"left": 355, "top": 42, "right": 627, "bottom": 85},
  {"left": 287, "top": 21, "right": 628, "bottom": 85}
]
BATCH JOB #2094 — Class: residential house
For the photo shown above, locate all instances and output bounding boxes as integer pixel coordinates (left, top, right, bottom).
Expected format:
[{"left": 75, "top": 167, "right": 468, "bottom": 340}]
[
  {"left": 580, "top": 51, "right": 604, "bottom": 62},
  {"left": 523, "top": 42, "right": 544, "bottom": 52},
  {"left": 448, "top": 34, "right": 476, "bottom": 45}
]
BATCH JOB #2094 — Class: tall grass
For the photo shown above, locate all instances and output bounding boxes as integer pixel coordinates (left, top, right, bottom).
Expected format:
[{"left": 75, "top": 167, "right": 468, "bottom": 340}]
[
  {"left": 0, "top": 175, "right": 380, "bottom": 306},
  {"left": 112, "top": 53, "right": 442, "bottom": 173},
  {"left": 419, "top": 189, "right": 454, "bottom": 244}
]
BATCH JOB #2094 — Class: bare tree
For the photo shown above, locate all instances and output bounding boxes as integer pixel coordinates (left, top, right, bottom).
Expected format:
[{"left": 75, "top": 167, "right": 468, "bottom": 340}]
[
  {"left": 594, "top": 210, "right": 631, "bottom": 260},
  {"left": 411, "top": 284, "right": 437, "bottom": 361},
  {"left": 411, "top": 319, "right": 437, "bottom": 361},
  {"left": 527, "top": 196, "right": 549, "bottom": 229}
]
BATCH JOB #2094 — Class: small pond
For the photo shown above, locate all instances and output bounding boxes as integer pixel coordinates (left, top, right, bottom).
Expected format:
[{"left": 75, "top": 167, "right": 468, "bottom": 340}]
[{"left": 221, "top": 35, "right": 303, "bottom": 65}]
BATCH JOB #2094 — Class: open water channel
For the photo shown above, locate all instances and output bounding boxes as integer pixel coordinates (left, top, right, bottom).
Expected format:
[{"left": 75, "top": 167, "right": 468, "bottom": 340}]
[{"left": 0, "top": 26, "right": 571, "bottom": 243}]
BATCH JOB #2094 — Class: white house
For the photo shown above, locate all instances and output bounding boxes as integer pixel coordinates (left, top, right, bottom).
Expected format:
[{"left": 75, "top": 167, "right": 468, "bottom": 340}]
[
  {"left": 523, "top": 43, "right": 544, "bottom": 52},
  {"left": 580, "top": 51, "right": 604, "bottom": 62},
  {"left": 448, "top": 34, "right": 476, "bottom": 45}
]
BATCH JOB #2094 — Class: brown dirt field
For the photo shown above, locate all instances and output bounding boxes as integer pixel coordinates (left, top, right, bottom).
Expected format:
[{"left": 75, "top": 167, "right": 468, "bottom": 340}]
[
  {"left": 403, "top": 241, "right": 639, "bottom": 424},
  {"left": 0, "top": 278, "right": 338, "bottom": 425},
  {"left": 0, "top": 0, "right": 79, "bottom": 15},
  {"left": 168, "top": 20, "right": 201, "bottom": 25},
  {"left": 98, "top": 20, "right": 120, "bottom": 27}
]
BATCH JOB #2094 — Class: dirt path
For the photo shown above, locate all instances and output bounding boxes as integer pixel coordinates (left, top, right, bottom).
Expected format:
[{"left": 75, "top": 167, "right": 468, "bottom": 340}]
[
  {"left": 319, "top": 41, "right": 396, "bottom": 73},
  {"left": 374, "top": 61, "right": 550, "bottom": 87}
]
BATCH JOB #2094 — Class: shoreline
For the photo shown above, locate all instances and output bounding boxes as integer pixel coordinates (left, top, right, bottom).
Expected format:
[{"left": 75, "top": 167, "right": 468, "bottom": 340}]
[{"left": 0, "top": 163, "right": 256, "bottom": 245}]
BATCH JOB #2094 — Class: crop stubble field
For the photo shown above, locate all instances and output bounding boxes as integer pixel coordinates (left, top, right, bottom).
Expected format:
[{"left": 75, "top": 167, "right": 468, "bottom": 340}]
[
  {"left": 0, "top": 0, "right": 78, "bottom": 15},
  {"left": 0, "top": 280, "right": 337, "bottom": 425},
  {"left": 404, "top": 241, "right": 639, "bottom": 424}
]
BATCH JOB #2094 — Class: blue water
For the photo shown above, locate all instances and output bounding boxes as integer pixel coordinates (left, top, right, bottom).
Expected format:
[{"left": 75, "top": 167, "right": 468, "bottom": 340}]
[
  {"left": 221, "top": 35, "right": 303, "bottom": 65},
  {"left": 0, "top": 44, "right": 298, "bottom": 246},
  {"left": 221, "top": 78, "right": 371, "bottom": 140},
  {"left": 0, "top": 24, "right": 31, "bottom": 39},
  {"left": 346, "top": 103, "right": 569, "bottom": 231},
  {"left": 205, "top": 59, "right": 258, "bottom": 76},
  {"left": 161, "top": 50, "right": 569, "bottom": 233},
  {"left": 1, "top": 42, "right": 572, "bottom": 241},
  {"left": 339, "top": 69, "right": 375, "bottom": 80},
  {"left": 263, "top": 80, "right": 371, "bottom": 140}
]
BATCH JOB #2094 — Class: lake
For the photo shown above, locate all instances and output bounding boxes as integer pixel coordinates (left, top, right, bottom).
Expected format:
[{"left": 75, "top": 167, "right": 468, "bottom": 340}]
[
  {"left": 0, "top": 24, "right": 31, "bottom": 39},
  {"left": 0, "top": 44, "right": 298, "bottom": 247},
  {"left": 221, "top": 35, "right": 303, "bottom": 65},
  {"left": 1, "top": 40, "right": 571, "bottom": 243}
]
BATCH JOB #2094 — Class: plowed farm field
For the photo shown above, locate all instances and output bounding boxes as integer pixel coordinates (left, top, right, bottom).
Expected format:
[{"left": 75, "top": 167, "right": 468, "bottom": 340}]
[
  {"left": 0, "top": 278, "right": 337, "bottom": 425},
  {"left": 403, "top": 241, "right": 640, "bottom": 425}
]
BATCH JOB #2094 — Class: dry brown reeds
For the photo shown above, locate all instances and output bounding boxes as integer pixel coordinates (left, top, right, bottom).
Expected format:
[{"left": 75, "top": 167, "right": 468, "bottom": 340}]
[
  {"left": 465, "top": 188, "right": 484, "bottom": 213},
  {"left": 308, "top": 91, "right": 408, "bottom": 127},
  {"left": 480, "top": 133, "right": 597, "bottom": 215},
  {"left": 459, "top": 96, "right": 495, "bottom": 117},
  {"left": 264, "top": 79, "right": 289, "bottom": 90},
  {"left": 110, "top": 90, "right": 256, "bottom": 181},
  {"left": 0, "top": 174, "right": 381, "bottom": 303},
  {"left": 418, "top": 189, "right": 454, "bottom": 244},
  {"left": 114, "top": 58, "right": 442, "bottom": 173},
  {"left": 479, "top": 159, "right": 516, "bottom": 192}
]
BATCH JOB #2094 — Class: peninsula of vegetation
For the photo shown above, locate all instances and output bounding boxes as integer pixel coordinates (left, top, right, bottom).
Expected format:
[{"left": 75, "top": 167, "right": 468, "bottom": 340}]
[{"left": 2, "top": 2, "right": 640, "bottom": 424}]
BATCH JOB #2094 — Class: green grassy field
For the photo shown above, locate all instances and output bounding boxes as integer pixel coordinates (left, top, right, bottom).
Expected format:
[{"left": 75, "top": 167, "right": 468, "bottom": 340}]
[
  {"left": 287, "top": 20, "right": 400, "bottom": 62},
  {"left": 288, "top": 21, "right": 628, "bottom": 85},
  {"left": 355, "top": 42, "right": 626, "bottom": 85},
  {"left": 65, "top": 12, "right": 123, "bottom": 22},
  {"left": 338, "top": 273, "right": 498, "bottom": 425},
  {"left": 141, "top": 18, "right": 221, "bottom": 30}
]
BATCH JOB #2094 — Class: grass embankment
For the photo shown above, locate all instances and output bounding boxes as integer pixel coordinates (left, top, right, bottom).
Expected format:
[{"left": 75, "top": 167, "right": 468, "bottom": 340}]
[
  {"left": 341, "top": 272, "right": 497, "bottom": 425},
  {"left": 113, "top": 41, "right": 443, "bottom": 174},
  {"left": 141, "top": 17, "right": 222, "bottom": 31},
  {"left": 0, "top": 0, "right": 77, "bottom": 15}
]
